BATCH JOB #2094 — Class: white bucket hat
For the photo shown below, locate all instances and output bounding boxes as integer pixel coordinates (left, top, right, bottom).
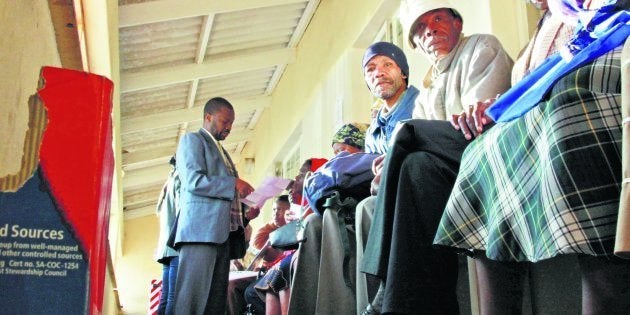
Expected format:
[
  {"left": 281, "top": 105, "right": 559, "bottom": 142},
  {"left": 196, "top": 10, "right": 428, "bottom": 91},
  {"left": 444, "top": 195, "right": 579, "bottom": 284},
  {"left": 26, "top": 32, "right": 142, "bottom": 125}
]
[{"left": 399, "top": 0, "right": 462, "bottom": 49}]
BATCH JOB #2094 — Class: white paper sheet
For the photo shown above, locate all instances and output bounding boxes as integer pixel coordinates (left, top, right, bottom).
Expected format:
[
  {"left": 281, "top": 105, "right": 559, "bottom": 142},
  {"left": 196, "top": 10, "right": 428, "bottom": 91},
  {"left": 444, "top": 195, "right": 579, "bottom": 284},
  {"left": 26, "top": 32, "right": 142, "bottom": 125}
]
[{"left": 241, "top": 176, "right": 291, "bottom": 208}]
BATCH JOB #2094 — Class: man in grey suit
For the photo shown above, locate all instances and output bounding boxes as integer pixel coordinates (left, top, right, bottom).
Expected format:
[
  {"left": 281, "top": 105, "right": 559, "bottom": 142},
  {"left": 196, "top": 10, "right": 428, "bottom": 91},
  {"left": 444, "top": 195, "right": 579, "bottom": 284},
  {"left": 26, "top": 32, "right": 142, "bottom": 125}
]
[{"left": 173, "top": 97, "right": 257, "bottom": 314}]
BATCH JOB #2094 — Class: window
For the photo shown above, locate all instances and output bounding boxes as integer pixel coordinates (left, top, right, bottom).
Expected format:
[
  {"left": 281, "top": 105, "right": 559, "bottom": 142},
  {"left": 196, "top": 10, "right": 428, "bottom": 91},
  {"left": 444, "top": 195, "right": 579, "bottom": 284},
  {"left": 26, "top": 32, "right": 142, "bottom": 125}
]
[
  {"left": 374, "top": 16, "right": 403, "bottom": 45},
  {"left": 282, "top": 144, "right": 301, "bottom": 179}
]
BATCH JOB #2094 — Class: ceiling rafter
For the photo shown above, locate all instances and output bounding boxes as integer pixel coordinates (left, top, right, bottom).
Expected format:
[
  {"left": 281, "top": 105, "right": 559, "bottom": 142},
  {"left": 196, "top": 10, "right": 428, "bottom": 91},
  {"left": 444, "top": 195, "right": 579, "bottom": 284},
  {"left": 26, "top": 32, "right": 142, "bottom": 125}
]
[
  {"left": 122, "top": 130, "right": 254, "bottom": 170},
  {"left": 124, "top": 188, "right": 163, "bottom": 208},
  {"left": 264, "top": 0, "right": 319, "bottom": 95},
  {"left": 122, "top": 146, "right": 176, "bottom": 172},
  {"left": 124, "top": 205, "right": 158, "bottom": 221},
  {"left": 122, "top": 141, "right": 247, "bottom": 192},
  {"left": 121, "top": 96, "right": 271, "bottom": 134},
  {"left": 120, "top": 47, "right": 296, "bottom": 93},
  {"left": 196, "top": 14, "right": 214, "bottom": 64},
  {"left": 123, "top": 164, "right": 173, "bottom": 190},
  {"left": 119, "top": 0, "right": 307, "bottom": 27}
]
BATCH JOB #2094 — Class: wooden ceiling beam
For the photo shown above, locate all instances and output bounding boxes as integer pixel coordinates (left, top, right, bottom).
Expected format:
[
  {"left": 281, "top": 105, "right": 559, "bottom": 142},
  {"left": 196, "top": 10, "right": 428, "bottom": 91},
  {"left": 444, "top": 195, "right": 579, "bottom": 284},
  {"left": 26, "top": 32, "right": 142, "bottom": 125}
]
[
  {"left": 121, "top": 96, "right": 270, "bottom": 134},
  {"left": 123, "top": 131, "right": 253, "bottom": 168},
  {"left": 120, "top": 48, "right": 295, "bottom": 93},
  {"left": 47, "top": 0, "right": 84, "bottom": 71},
  {"left": 119, "top": 0, "right": 307, "bottom": 27},
  {"left": 124, "top": 188, "right": 163, "bottom": 208},
  {"left": 123, "top": 164, "right": 172, "bottom": 190},
  {"left": 122, "top": 146, "right": 177, "bottom": 171},
  {"left": 124, "top": 205, "right": 156, "bottom": 221}
]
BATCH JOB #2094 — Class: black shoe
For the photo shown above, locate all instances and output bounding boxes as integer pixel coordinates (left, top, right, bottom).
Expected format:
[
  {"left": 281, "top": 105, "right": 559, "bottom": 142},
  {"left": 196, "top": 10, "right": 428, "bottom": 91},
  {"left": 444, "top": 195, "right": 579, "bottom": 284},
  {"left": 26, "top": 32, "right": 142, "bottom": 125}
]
[
  {"left": 363, "top": 281, "right": 384, "bottom": 315},
  {"left": 360, "top": 303, "right": 380, "bottom": 315}
]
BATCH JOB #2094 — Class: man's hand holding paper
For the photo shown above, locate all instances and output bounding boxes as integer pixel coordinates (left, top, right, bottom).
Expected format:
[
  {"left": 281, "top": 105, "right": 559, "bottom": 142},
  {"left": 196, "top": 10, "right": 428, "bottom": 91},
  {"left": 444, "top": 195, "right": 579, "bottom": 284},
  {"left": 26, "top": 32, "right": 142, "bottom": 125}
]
[{"left": 241, "top": 176, "right": 291, "bottom": 208}]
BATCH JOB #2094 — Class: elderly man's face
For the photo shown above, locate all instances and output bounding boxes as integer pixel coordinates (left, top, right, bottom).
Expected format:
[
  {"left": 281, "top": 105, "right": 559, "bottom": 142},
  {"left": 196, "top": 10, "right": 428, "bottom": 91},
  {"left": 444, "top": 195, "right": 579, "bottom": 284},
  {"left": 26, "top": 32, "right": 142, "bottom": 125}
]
[
  {"left": 411, "top": 8, "right": 463, "bottom": 61},
  {"left": 363, "top": 55, "right": 407, "bottom": 104}
]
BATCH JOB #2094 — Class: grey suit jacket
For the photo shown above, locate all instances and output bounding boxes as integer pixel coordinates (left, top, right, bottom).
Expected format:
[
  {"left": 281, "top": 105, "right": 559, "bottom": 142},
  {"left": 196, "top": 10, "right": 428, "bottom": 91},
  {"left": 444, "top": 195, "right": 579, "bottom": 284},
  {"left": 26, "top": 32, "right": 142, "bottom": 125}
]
[{"left": 174, "top": 129, "right": 237, "bottom": 245}]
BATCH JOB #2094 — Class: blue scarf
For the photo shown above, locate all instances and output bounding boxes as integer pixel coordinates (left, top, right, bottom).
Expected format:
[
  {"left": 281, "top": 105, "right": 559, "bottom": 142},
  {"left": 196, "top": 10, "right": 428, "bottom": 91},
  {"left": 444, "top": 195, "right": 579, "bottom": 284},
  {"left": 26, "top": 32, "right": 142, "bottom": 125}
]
[
  {"left": 365, "top": 85, "right": 418, "bottom": 154},
  {"left": 487, "top": 4, "right": 629, "bottom": 122}
]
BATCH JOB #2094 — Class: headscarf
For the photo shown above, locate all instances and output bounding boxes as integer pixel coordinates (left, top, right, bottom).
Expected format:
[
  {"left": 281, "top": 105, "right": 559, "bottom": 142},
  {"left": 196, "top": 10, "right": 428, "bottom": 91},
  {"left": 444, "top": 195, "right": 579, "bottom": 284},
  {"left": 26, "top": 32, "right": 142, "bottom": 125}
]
[
  {"left": 487, "top": 0, "right": 629, "bottom": 122},
  {"left": 331, "top": 123, "right": 369, "bottom": 150}
]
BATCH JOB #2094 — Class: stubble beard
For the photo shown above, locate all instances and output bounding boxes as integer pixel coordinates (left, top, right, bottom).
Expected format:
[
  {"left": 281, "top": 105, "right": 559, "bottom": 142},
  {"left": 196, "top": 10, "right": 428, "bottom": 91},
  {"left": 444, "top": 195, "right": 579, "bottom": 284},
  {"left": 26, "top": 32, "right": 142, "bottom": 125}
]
[
  {"left": 214, "top": 133, "right": 226, "bottom": 141},
  {"left": 371, "top": 85, "right": 396, "bottom": 100}
]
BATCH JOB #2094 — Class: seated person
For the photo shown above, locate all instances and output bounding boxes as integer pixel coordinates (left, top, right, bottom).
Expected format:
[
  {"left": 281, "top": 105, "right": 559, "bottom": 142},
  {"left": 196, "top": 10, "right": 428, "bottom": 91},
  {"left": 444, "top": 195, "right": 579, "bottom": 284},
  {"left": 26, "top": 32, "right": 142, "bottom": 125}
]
[
  {"left": 352, "top": 41, "right": 421, "bottom": 313},
  {"left": 434, "top": 0, "right": 630, "bottom": 313},
  {"left": 250, "top": 195, "right": 291, "bottom": 270},
  {"left": 252, "top": 121, "right": 373, "bottom": 315},
  {"left": 244, "top": 158, "right": 327, "bottom": 315},
  {"left": 303, "top": 122, "right": 375, "bottom": 214},
  {"left": 290, "top": 122, "right": 378, "bottom": 315},
  {"left": 227, "top": 195, "right": 290, "bottom": 315},
  {"left": 331, "top": 123, "right": 369, "bottom": 155}
]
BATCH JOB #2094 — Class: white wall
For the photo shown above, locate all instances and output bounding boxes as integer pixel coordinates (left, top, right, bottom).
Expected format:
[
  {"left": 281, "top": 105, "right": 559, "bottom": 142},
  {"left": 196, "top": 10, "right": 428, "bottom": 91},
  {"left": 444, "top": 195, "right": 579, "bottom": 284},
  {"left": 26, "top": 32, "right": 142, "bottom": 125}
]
[
  {"left": 299, "top": 51, "right": 375, "bottom": 163},
  {"left": 118, "top": 216, "right": 161, "bottom": 314}
]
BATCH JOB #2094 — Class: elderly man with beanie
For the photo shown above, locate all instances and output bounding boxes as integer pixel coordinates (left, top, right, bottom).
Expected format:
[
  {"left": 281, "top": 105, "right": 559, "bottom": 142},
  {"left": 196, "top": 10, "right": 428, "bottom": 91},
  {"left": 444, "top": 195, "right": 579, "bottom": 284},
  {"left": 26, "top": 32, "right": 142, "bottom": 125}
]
[
  {"left": 361, "top": 42, "right": 418, "bottom": 155},
  {"left": 359, "top": 0, "right": 513, "bottom": 314},
  {"left": 352, "top": 41, "right": 425, "bottom": 313},
  {"left": 288, "top": 42, "right": 420, "bottom": 315}
]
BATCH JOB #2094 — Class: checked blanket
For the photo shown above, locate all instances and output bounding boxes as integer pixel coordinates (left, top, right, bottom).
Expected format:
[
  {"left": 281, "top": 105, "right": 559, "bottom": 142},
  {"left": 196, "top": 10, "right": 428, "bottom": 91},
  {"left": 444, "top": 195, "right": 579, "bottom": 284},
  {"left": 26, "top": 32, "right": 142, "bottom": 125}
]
[{"left": 434, "top": 47, "right": 623, "bottom": 262}]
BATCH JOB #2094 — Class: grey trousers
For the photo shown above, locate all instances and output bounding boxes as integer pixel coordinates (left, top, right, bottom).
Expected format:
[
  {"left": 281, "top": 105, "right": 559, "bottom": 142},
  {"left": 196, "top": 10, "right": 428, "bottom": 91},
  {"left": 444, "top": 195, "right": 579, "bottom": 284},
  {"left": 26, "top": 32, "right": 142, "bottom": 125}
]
[
  {"left": 288, "top": 210, "right": 357, "bottom": 315},
  {"left": 174, "top": 242, "right": 230, "bottom": 315},
  {"left": 288, "top": 214, "right": 322, "bottom": 314},
  {"left": 315, "top": 207, "right": 357, "bottom": 315},
  {"left": 355, "top": 196, "right": 376, "bottom": 314}
]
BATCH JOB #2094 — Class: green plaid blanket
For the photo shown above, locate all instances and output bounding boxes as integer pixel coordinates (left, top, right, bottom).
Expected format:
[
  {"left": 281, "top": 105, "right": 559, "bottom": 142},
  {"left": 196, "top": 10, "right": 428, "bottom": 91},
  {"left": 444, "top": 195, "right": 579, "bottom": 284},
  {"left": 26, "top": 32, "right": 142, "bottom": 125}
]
[{"left": 434, "top": 47, "right": 623, "bottom": 262}]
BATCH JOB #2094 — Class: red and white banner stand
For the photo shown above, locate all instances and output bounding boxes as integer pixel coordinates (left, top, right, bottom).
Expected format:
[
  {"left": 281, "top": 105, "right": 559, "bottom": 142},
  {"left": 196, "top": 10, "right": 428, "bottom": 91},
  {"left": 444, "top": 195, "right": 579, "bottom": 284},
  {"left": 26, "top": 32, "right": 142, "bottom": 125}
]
[{"left": 149, "top": 279, "right": 162, "bottom": 315}]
